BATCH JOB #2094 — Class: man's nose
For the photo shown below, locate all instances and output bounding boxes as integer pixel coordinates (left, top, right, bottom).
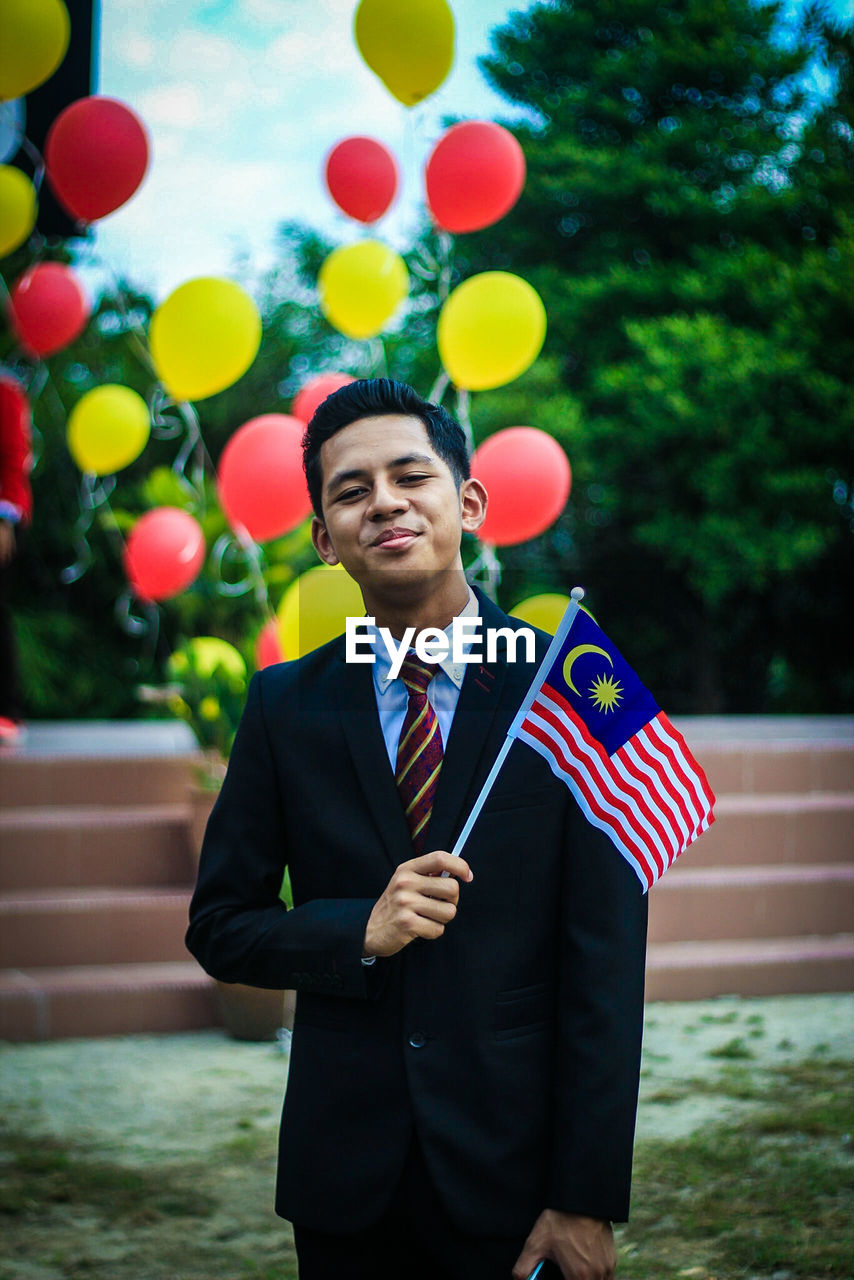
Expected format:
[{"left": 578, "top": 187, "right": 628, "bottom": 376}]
[{"left": 367, "top": 479, "right": 407, "bottom": 517}]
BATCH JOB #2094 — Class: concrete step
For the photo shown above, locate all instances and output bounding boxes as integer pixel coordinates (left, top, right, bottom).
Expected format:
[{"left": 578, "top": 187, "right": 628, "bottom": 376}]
[
  {"left": 0, "top": 888, "right": 193, "bottom": 968},
  {"left": 646, "top": 933, "right": 854, "bottom": 1001},
  {"left": 679, "top": 792, "right": 854, "bottom": 868},
  {"left": 685, "top": 742, "right": 854, "bottom": 797},
  {"left": 647, "top": 864, "right": 854, "bottom": 944},
  {"left": 0, "top": 805, "right": 194, "bottom": 890},
  {"left": 0, "top": 754, "right": 203, "bottom": 809},
  {"left": 0, "top": 961, "right": 218, "bottom": 1040}
]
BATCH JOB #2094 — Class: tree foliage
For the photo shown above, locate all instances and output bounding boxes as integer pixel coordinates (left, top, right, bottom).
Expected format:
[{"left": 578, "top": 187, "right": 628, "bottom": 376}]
[{"left": 464, "top": 0, "right": 854, "bottom": 710}]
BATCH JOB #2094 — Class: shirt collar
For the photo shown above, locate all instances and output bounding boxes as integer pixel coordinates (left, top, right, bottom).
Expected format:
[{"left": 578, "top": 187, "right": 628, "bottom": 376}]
[{"left": 371, "top": 588, "right": 480, "bottom": 695}]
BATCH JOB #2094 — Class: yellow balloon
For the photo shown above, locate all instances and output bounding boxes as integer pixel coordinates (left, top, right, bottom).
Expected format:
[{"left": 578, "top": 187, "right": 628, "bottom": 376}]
[
  {"left": 0, "top": 165, "right": 37, "bottom": 256},
  {"left": 277, "top": 563, "right": 365, "bottom": 659},
  {"left": 180, "top": 637, "right": 247, "bottom": 682},
  {"left": 510, "top": 593, "right": 571, "bottom": 636},
  {"left": 318, "top": 241, "right": 408, "bottom": 340},
  {"left": 150, "top": 277, "right": 261, "bottom": 402},
  {"left": 354, "top": 0, "right": 454, "bottom": 107},
  {"left": 437, "top": 271, "right": 547, "bottom": 391},
  {"left": 0, "top": 0, "right": 70, "bottom": 101},
  {"left": 66, "top": 384, "right": 150, "bottom": 475}
]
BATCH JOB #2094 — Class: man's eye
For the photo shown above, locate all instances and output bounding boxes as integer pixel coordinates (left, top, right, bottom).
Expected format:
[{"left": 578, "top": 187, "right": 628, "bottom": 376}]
[
  {"left": 337, "top": 488, "right": 366, "bottom": 502},
  {"left": 400, "top": 473, "right": 429, "bottom": 484}
]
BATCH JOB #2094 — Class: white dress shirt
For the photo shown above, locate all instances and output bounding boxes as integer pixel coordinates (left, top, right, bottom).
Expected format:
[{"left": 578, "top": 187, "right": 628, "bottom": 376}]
[{"left": 368, "top": 588, "right": 481, "bottom": 769}]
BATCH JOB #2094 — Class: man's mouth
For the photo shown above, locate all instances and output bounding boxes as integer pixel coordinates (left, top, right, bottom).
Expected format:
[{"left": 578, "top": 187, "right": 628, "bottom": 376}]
[{"left": 372, "top": 527, "right": 420, "bottom": 550}]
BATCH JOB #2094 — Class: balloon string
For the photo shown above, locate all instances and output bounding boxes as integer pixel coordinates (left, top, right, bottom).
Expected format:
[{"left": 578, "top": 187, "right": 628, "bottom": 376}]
[
  {"left": 370, "top": 336, "right": 389, "bottom": 377},
  {"left": 171, "top": 401, "right": 207, "bottom": 510},
  {"left": 147, "top": 390, "right": 210, "bottom": 511},
  {"left": 455, "top": 386, "right": 474, "bottom": 454},
  {"left": 76, "top": 247, "right": 161, "bottom": 381},
  {"left": 466, "top": 543, "right": 502, "bottom": 603},
  {"left": 210, "top": 530, "right": 272, "bottom": 610},
  {"left": 114, "top": 586, "right": 159, "bottom": 645},
  {"left": 17, "top": 132, "right": 46, "bottom": 198},
  {"left": 437, "top": 231, "right": 458, "bottom": 303},
  {"left": 428, "top": 370, "right": 449, "bottom": 404},
  {"left": 60, "top": 472, "right": 116, "bottom": 584}
]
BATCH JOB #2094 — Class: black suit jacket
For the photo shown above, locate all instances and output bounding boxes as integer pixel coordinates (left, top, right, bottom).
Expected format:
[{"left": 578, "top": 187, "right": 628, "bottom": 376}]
[{"left": 186, "top": 592, "right": 648, "bottom": 1235}]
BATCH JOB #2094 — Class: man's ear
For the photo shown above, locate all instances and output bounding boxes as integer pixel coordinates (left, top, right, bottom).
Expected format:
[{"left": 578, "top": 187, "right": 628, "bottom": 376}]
[
  {"left": 460, "top": 477, "right": 488, "bottom": 536},
  {"left": 311, "top": 517, "right": 340, "bottom": 565}
]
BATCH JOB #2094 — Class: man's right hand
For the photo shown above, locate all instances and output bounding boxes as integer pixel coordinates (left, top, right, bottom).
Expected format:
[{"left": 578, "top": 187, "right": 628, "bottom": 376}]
[{"left": 363, "top": 850, "right": 473, "bottom": 957}]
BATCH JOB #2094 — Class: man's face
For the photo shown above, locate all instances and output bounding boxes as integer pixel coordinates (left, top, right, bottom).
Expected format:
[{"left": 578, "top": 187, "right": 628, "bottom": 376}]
[{"left": 310, "top": 414, "right": 486, "bottom": 600}]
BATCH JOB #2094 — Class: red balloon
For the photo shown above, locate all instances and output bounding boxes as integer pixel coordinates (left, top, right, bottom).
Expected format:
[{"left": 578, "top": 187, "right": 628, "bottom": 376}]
[
  {"left": 292, "top": 372, "right": 354, "bottom": 424},
  {"left": 425, "top": 121, "right": 526, "bottom": 234},
  {"left": 45, "top": 96, "right": 150, "bottom": 223},
  {"left": 324, "top": 136, "right": 398, "bottom": 223},
  {"left": 123, "top": 508, "right": 205, "bottom": 603},
  {"left": 7, "top": 262, "right": 90, "bottom": 357},
  {"left": 218, "top": 414, "right": 311, "bottom": 543},
  {"left": 255, "top": 618, "right": 285, "bottom": 669},
  {"left": 471, "top": 427, "right": 571, "bottom": 546}
]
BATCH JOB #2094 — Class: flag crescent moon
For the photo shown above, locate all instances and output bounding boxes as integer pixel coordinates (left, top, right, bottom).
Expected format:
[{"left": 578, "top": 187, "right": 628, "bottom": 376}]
[{"left": 563, "top": 644, "right": 612, "bottom": 695}]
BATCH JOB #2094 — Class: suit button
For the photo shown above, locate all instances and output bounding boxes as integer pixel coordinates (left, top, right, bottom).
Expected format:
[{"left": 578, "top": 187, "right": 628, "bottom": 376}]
[{"left": 408, "top": 1032, "right": 427, "bottom": 1049}]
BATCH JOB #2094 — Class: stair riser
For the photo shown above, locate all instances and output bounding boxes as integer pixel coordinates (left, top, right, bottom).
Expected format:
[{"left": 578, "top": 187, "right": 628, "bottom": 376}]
[
  {"left": 0, "top": 901, "right": 192, "bottom": 968},
  {"left": 677, "top": 807, "right": 854, "bottom": 869},
  {"left": 700, "top": 748, "right": 854, "bottom": 796},
  {"left": 0, "top": 758, "right": 200, "bottom": 809},
  {"left": 0, "top": 984, "right": 219, "bottom": 1041},
  {"left": 645, "top": 953, "right": 854, "bottom": 1001},
  {"left": 0, "top": 823, "right": 194, "bottom": 890},
  {"left": 648, "top": 878, "right": 854, "bottom": 944}
]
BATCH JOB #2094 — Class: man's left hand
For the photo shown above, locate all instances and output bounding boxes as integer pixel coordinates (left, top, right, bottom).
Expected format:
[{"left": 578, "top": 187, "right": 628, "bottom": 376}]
[{"left": 512, "top": 1209, "right": 616, "bottom": 1280}]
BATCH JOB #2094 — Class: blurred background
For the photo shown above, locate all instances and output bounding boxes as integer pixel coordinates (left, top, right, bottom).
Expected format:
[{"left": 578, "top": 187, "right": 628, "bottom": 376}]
[{"left": 1, "top": 0, "right": 853, "bottom": 743}]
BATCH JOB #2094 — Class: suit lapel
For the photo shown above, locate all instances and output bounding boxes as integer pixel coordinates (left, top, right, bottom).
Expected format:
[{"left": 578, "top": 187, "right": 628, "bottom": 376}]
[{"left": 334, "top": 650, "right": 412, "bottom": 869}]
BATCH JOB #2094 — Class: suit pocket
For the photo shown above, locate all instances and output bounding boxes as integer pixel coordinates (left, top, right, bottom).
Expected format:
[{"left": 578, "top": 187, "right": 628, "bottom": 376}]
[{"left": 493, "top": 982, "right": 552, "bottom": 1039}]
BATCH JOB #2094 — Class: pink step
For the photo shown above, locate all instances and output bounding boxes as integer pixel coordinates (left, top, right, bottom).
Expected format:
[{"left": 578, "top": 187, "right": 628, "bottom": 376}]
[
  {"left": 0, "top": 888, "right": 193, "bottom": 968},
  {"left": 0, "top": 754, "right": 202, "bottom": 809},
  {"left": 646, "top": 933, "right": 854, "bottom": 1000},
  {"left": 690, "top": 743, "right": 854, "bottom": 796},
  {"left": 648, "top": 864, "right": 854, "bottom": 944},
  {"left": 680, "top": 793, "right": 854, "bottom": 868},
  {"left": 0, "top": 805, "right": 194, "bottom": 890},
  {"left": 0, "top": 961, "right": 219, "bottom": 1040}
]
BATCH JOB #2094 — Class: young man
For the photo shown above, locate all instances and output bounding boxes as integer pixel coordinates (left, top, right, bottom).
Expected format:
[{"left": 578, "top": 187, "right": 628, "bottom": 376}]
[{"left": 186, "top": 379, "right": 648, "bottom": 1280}]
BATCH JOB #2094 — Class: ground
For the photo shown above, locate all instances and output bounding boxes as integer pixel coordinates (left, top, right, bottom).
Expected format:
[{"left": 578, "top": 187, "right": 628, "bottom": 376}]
[{"left": 0, "top": 993, "right": 852, "bottom": 1279}]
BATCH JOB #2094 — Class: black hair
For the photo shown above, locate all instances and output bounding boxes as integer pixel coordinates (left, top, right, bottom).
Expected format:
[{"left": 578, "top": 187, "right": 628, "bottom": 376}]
[{"left": 302, "top": 378, "right": 470, "bottom": 520}]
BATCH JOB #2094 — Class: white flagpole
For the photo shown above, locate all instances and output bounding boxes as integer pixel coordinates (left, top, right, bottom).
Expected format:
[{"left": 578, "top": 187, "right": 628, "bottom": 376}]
[{"left": 450, "top": 587, "right": 586, "bottom": 860}]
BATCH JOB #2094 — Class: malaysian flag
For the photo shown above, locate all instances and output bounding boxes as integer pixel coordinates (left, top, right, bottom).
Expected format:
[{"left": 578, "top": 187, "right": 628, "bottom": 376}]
[{"left": 506, "top": 593, "right": 715, "bottom": 891}]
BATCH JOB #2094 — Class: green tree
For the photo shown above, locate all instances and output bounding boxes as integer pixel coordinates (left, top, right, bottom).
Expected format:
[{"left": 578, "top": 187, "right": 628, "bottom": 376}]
[{"left": 465, "top": 0, "right": 854, "bottom": 710}]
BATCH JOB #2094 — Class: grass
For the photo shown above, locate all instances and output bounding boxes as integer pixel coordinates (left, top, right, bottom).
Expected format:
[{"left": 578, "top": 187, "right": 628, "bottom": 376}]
[
  {"left": 619, "top": 1057, "right": 854, "bottom": 1279},
  {"left": 1, "top": 1058, "right": 851, "bottom": 1279},
  {"left": 0, "top": 1131, "right": 217, "bottom": 1222},
  {"left": 707, "top": 1035, "right": 755, "bottom": 1060}
]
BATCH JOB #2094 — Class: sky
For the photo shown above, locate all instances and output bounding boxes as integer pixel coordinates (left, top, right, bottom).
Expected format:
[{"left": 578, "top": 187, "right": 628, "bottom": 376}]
[{"left": 88, "top": 0, "right": 527, "bottom": 300}]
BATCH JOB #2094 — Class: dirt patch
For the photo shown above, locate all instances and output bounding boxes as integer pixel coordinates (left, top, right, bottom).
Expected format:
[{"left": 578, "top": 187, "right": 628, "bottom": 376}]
[{"left": 1, "top": 994, "right": 852, "bottom": 1279}]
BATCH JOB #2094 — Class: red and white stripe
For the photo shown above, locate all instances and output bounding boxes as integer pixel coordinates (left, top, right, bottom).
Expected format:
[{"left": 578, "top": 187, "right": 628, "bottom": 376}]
[{"left": 517, "top": 685, "right": 715, "bottom": 891}]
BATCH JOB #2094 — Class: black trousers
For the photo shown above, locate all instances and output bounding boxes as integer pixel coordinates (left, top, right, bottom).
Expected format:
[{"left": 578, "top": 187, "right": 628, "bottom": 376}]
[{"left": 292, "top": 1135, "right": 530, "bottom": 1280}]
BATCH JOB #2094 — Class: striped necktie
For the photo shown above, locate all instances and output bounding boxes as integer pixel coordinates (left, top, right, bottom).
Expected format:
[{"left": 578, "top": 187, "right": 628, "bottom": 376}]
[{"left": 395, "top": 653, "right": 444, "bottom": 855}]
